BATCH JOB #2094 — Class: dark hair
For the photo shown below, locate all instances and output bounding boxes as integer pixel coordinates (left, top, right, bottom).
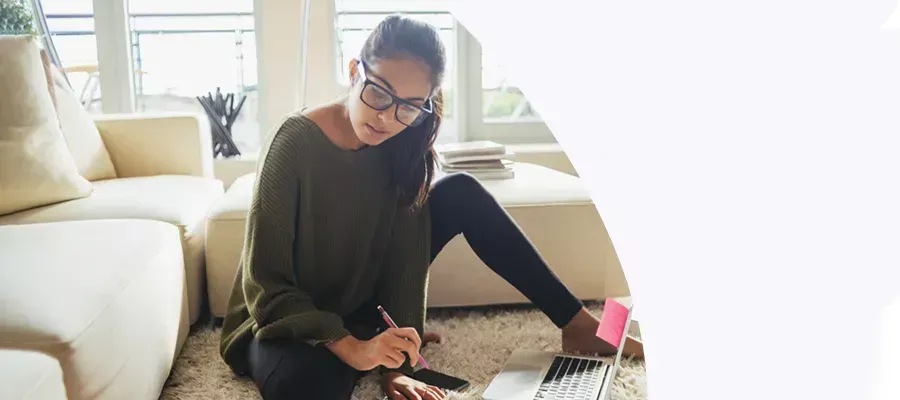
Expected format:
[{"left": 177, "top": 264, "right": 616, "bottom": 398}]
[{"left": 358, "top": 14, "right": 446, "bottom": 212}]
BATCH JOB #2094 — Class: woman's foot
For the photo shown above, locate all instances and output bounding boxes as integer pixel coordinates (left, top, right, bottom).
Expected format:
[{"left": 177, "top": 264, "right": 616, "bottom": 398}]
[
  {"left": 560, "top": 308, "right": 618, "bottom": 356},
  {"left": 423, "top": 331, "right": 442, "bottom": 346}
]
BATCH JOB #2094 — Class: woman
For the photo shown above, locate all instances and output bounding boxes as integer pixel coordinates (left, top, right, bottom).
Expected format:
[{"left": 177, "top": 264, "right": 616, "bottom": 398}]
[{"left": 219, "top": 14, "right": 612, "bottom": 400}]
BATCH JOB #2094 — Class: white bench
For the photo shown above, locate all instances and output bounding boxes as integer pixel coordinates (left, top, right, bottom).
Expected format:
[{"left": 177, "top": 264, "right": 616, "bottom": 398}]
[{"left": 205, "top": 163, "right": 630, "bottom": 318}]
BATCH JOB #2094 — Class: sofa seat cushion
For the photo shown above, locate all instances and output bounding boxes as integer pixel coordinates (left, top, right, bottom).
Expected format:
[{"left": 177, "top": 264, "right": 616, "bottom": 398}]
[
  {"left": 0, "top": 349, "right": 67, "bottom": 400},
  {"left": 0, "top": 175, "right": 225, "bottom": 324},
  {"left": 0, "top": 175, "right": 223, "bottom": 227},
  {"left": 0, "top": 220, "right": 188, "bottom": 400}
]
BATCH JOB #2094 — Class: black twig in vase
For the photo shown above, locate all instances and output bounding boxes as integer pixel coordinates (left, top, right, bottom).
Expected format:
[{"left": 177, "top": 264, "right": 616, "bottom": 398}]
[
  {"left": 197, "top": 95, "right": 241, "bottom": 158},
  {"left": 197, "top": 86, "right": 246, "bottom": 158}
]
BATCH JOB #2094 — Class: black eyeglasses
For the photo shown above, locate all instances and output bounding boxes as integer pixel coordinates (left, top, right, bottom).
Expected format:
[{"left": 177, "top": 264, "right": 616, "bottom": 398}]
[{"left": 355, "top": 59, "right": 433, "bottom": 127}]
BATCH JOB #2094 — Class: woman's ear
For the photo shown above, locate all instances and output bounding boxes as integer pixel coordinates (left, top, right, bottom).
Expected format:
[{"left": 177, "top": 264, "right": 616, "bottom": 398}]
[{"left": 348, "top": 59, "right": 359, "bottom": 85}]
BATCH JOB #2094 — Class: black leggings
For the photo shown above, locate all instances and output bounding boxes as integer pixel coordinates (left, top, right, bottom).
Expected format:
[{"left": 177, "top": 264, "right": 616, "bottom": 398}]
[{"left": 247, "top": 172, "right": 585, "bottom": 400}]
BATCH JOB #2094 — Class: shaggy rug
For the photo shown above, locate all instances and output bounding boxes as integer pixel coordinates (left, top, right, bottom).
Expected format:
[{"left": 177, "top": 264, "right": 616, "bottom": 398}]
[{"left": 161, "top": 303, "right": 647, "bottom": 399}]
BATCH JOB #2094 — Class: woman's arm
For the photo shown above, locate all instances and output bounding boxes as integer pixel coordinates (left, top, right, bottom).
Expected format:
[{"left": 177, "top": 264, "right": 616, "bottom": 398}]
[
  {"left": 241, "top": 125, "right": 351, "bottom": 347},
  {"left": 375, "top": 202, "right": 433, "bottom": 375}
]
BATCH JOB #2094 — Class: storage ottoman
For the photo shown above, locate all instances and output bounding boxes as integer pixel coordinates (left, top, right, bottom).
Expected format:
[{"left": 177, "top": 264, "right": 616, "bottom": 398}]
[{"left": 205, "top": 163, "right": 630, "bottom": 318}]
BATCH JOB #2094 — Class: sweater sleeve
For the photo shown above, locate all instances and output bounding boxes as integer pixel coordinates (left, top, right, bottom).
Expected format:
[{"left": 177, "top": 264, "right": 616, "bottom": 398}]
[
  {"left": 242, "top": 123, "right": 352, "bottom": 347},
  {"left": 376, "top": 201, "right": 433, "bottom": 376}
]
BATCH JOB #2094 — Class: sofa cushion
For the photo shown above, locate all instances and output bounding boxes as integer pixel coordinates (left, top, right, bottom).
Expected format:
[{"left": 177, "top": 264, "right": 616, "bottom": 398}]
[
  {"left": 0, "top": 175, "right": 225, "bottom": 324},
  {"left": 0, "top": 35, "right": 92, "bottom": 216},
  {"left": 50, "top": 65, "right": 117, "bottom": 181},
  {"left": 0, "top": 349, "right": 67, "bottom": 400},
  {"left": 0, "top": 220, "right": 188, "bottom": 399}
]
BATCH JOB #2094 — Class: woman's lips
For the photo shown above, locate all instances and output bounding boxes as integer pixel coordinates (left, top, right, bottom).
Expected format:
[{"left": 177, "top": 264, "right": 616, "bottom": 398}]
[{"left": 366, "top": 123, "right": 388, "bottom": 137}]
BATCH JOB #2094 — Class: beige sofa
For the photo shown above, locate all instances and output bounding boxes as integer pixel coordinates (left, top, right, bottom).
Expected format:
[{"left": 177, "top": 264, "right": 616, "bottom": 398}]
[
  {"left": 0, "top": 109, "right": 223, "bottom": 400},
  {"left": 0, "top": 36, "right": 223, "bottom": 399}
]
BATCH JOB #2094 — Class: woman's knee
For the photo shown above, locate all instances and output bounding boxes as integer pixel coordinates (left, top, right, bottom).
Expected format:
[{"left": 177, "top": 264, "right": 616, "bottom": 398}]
[
  {"left": 433, "top": 172, "right": 488, "bottom": 200},
  {"left": 261, "top": 356, "right": 359, "bottom": 400},
  {"left": 250, "top": 339, "right": 359, "bottom": 399}
]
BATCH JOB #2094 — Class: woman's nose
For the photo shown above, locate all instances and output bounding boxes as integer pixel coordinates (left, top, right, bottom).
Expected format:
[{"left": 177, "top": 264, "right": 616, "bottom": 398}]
[{"left": 377, "top": 105, "right": 397, "bottom": 123}]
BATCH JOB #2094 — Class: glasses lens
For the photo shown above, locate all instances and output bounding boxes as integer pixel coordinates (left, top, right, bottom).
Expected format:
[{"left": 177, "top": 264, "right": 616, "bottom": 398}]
[
  {"left": 396, "top": 103, "right": 426, "bottom": 126},
  {"left": 361, "top": 83, "right": 393, "bottom": 110}
]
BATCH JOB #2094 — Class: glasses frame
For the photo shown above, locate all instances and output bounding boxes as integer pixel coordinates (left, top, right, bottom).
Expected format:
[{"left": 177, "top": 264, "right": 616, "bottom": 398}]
[{"left": 355, "top": 59, "right": 434, "bottom": 127}]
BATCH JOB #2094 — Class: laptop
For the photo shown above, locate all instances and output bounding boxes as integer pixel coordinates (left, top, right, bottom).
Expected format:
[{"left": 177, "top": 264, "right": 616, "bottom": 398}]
[{"left": 481, "top": 298, "right": 634, "bottom": 400}]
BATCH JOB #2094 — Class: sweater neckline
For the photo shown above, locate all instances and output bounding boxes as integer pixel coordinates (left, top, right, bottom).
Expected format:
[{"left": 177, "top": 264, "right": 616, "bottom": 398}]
[{"left": 297, "top": 114, "right": 381, "bottom": 161}]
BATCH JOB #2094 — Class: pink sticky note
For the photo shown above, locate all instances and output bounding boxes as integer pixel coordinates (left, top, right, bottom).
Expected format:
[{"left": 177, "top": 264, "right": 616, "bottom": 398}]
[{"left": 596, "top": 299, "right": 630, "bottom": 348}]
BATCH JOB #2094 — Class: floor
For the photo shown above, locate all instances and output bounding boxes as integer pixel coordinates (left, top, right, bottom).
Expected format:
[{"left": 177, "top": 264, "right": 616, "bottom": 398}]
[{"left": 160, "top": 302, "right": 647, "bottom": 399}]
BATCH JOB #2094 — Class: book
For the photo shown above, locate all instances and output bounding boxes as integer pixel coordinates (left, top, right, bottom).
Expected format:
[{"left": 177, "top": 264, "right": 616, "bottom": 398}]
[
  {"left": 438, "top": 150, "right": 515, "bottom": 164},
  {"left": 439, "top": 168, "right": 515, "bottom": 181},
  {"left": 435, "top": 140, "right": 516, "bottom": 181},
  {"left": 439, "top": 159, "right": 513, "bottom": 171},
  {"left": 434, "top": 140, "right": 507, "bottom": 158}
]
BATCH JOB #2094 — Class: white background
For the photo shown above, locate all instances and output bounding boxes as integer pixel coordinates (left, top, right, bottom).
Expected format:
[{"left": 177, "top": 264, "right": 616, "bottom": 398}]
[{"left": 451, "top": 0, "right": 900, "bottom": 399}]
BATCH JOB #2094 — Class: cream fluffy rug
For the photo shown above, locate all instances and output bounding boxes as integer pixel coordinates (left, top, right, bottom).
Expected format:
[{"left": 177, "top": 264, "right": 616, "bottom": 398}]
[{"left": 161, "top": 303, "right": 647, "bottom": 399}]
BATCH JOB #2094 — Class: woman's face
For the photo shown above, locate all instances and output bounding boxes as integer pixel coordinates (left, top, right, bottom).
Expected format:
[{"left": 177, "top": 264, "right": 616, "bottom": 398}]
[{"left": 347, "top": 57, "right": 434, "bottom": 146}]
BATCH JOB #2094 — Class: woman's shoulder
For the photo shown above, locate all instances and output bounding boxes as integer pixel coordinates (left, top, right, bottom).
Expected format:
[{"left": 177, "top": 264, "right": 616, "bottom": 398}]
[{"left": 258, "top": 109, "right": 326, "bottom": 157}]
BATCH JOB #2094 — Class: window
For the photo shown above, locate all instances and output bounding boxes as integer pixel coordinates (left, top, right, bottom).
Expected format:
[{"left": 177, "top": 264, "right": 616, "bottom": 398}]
[
  {"left": 43, "top": 0, "right": 102, "bottom": 114},
  {"left": 332, "top": 0, "right": 552, "bottom": 144},
  {"left": 127, "top": 1, "right": 260, "bottom": 152},
  {"left": 43, "top": 0, "right": 261, "bottom": 153},
  {"left": 482, "top": 52, "right": 540, "bottom": 122}
]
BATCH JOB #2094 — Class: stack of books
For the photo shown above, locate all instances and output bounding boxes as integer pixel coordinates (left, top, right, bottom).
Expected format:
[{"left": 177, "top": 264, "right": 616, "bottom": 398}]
[{"left": 434, "top": 141, "right": 515, "bottom": 180}]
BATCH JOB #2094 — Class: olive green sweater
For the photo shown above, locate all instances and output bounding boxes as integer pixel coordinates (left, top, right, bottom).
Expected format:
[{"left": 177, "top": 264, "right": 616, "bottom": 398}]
[{"left": 219, "top": 112, "right": 431, "bottom": 376}]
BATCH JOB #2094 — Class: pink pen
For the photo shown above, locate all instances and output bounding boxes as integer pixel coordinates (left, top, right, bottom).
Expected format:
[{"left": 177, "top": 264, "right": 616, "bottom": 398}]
[{"left": 377, "top": 305, "right": 430, "bottom": 369}]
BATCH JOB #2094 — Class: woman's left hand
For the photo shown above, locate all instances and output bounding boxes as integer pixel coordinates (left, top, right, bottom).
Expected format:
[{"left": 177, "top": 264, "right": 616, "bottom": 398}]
[{"left": 381, "top": 372, "right": 446, "bottom": 400}]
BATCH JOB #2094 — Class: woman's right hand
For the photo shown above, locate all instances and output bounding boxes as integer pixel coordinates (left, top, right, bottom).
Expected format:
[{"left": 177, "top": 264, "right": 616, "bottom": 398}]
[{"left": 327, "top": 327, "right": 422, "bottom": 371}]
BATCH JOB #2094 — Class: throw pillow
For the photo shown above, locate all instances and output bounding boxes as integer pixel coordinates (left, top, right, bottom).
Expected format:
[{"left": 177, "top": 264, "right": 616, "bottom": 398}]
[
  {"left": 49, "top": 64, "right": 118, "bottom": 181},
  {"left": 0, "top": 35, "right": 92, "bottom": 216}
]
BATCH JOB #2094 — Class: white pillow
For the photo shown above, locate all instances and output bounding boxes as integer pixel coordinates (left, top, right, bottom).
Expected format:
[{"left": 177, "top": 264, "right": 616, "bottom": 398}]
[
  {"left": 0, "top": 35, "right": 92, "bottom": 216},
  {"left": 49, "top": 65, "right": 118, "bottom": 181}
]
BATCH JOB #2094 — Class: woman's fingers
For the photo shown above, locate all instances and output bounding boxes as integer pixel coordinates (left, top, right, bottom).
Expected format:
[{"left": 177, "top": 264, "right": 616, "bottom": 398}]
[
  {"left": 421, "top": 386, "right": 445, "bottom": 400},
  {"left": 400, "top": 386, "right": 423, "bottom": 400},
  {"left": 382, "top": 349, "right": 405, "bottom": 369},
  {"left": 386, "top": 335, "right": 420, "bottom": 366},
  {"left": 385, "top": 387, "right": 407, "bottom": 400},
  {"left": 389, "top": 327, "right": 423, "bottom": 350}
]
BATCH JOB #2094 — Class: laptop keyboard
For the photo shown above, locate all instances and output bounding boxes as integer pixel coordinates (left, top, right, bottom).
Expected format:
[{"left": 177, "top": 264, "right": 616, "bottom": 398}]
[{"left": 533, "top": 355, "right": 609, "bottom": 400}]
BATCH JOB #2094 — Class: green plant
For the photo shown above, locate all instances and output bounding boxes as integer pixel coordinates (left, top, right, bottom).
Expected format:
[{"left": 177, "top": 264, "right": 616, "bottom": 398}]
[{"left": 0, "top": 0, "right": 36, "bottom": 35}]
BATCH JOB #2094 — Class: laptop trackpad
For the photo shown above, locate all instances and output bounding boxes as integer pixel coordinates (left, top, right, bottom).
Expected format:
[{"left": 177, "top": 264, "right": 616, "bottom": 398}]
[{"left": 482, "top": 362, "right": 544, "bottom": 400}]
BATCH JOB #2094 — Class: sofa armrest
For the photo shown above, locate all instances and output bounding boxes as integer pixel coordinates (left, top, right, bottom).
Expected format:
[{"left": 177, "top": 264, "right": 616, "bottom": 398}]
[{"left": 94, "top": 112, "right": 215, "bottom": 178}]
